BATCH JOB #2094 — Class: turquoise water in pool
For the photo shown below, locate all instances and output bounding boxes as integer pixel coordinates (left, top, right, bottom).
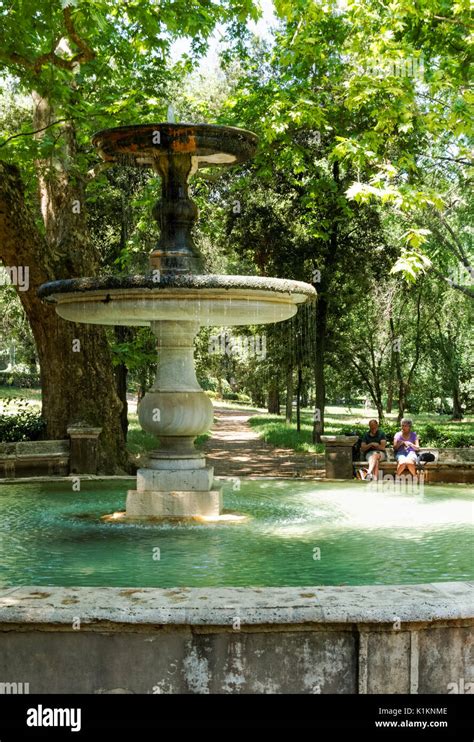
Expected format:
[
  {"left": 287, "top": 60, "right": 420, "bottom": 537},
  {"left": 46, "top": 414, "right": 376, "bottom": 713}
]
[{"left": 0, "top": 479, "right": 472, "bottom": 587}]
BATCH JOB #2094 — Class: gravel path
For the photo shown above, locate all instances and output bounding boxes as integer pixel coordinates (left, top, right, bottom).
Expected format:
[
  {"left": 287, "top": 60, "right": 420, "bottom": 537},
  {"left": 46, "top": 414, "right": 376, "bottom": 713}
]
[{"left": 202, "top": 406, "right": 324, "bottom": 478}]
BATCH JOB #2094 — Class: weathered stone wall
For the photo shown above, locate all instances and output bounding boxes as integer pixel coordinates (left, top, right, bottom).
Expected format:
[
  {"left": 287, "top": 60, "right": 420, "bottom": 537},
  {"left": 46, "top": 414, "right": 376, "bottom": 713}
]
[
  {"left": 0, "top": 585, "right": 471, "bottom": 694},
  {"left": 0, "top": 440, "right": 70, "bottom": 477}
]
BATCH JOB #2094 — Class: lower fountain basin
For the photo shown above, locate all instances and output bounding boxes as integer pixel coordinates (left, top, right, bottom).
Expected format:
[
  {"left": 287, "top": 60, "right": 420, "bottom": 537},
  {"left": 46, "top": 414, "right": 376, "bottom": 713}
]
[
  {"left": 1, "top": 478, "right": 472, "bottom": 587},
  {"left": 38, "top": 274, "right": 316, "bottom": 326},
  {"left": 0, "top": 479, "right": 472, "bottom": 694}
]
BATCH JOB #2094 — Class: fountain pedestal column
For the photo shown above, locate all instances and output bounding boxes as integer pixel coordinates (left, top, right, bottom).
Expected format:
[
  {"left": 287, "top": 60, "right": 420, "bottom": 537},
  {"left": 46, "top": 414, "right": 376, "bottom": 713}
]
[
  {"left": 39, "top": 122, "right": 317, "bottom": 521},
  {"left": 126, "top": 320, "right": 222, "bottom": 518}
]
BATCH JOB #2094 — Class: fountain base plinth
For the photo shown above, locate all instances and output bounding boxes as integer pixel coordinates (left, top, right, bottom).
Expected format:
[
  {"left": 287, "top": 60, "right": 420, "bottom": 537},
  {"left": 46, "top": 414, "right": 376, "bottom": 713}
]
[
  {"left": 126, "top": 487, "right": 223, "bottom": 518},
  {"left": 137, "top": 467, "right": 214, "bottom": 491},
  {"left": 101, "top": 509, "right": 248, "bottom": 524},
  {"left": 146, "top": 450, "right": 206, "bottom": 470}
]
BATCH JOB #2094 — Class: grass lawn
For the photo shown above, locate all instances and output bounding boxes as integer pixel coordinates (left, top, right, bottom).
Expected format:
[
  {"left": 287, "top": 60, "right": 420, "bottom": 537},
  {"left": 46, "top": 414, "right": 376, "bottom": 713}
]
[
  {"left": 0, "top": 387, "right": 214, "bottom": 456},
  {"left": 249, "top": 405, "right": 474, "bottom": 453},
  {"left": 2, "top": 387, "right": 472, "bottom": 453},
  {"left": 0, "top": 386, "right": 42, "bottom": 409}
]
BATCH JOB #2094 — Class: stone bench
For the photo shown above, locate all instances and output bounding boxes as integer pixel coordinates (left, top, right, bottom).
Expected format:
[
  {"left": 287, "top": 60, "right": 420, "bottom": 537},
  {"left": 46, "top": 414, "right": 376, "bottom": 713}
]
[
  {"left": 354, "top": 463, "right": 473, "bottom": 484},
  {"left": 0, "top": 426, "right": 102, "bottom": 478},
  {"left": 354, "top": 452, "right": 474, "bottom": 484},
  {"left": 0, "top": 440, "right": 70, "bottom": 478},
  {"left": 322, "top": 436, "right": 474, "bottom": 483}
]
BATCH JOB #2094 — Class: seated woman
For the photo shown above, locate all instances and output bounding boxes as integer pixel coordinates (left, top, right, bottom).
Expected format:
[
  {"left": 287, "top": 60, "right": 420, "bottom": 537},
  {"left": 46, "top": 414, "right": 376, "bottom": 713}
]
[{"left": 393, "top": 418, "right": 420, "bottom": 479}]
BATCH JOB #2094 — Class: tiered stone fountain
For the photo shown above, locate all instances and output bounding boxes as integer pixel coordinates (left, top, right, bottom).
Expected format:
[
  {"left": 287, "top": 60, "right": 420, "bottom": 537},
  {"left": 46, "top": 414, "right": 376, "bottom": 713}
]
[{"left": 39, "top": 122, "right": 316, "bottom": 519}]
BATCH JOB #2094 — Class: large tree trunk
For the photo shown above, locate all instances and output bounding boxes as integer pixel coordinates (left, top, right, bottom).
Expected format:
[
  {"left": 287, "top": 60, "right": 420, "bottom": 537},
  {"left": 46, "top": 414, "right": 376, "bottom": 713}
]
[
  {"left": 285, "top": 368, "right": 293, "bottom": 423},
  {"left": 114, "top": 326, "right": 132, "bottom": 441},
  {"left": 296, "top": 365, "right": 302, "bottom": 432},
  {"left": 312, "top": 160, "right": 340, "bottom": 443},
  {"left": 313, "top": 292, "right": 327, "bottom": 442},
  {"left": 451, "top": 383, "right": 463, "bottom": 420},
  {"left": 0, "top": 161, "right": 128, "bottom": 473},
  {"left": 393, "top": 287, "right": 424, "bottom": 425},
  {"left": 386, "top": 347, "right": 394, "bottom": 413},
  {"left": 386, "top": 378, "right": 394, "bottom": 414},
  {"left": 397, "top": 382, "right": 408, "bottom": 424},
  {"left": 373, "top": 376, "right": 384, "bottom": 422},
  {"left": 376, "top": 398, "right": 384, "bottom": 422},
  {"left": 267, "top": 380, "right": 280, "bottom": 414},
  {"left": 301, "top": 385, "right": 309, "bottom": 408}
]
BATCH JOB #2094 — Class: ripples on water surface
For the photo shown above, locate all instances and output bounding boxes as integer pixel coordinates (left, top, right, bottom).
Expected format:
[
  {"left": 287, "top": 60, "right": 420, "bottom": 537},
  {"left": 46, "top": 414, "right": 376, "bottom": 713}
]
[{"left": 1, "top": 479, "right": 472, "bottom": 587}]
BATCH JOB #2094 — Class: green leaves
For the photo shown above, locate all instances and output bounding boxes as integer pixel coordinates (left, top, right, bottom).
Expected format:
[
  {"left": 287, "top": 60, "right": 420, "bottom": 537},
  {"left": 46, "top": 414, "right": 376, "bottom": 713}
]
[
  {"left": 346, "top": 181, "right": 395, "bottom": 205},
  {"left": 402, "top": 228, "right": 431, "bottom": 250},
  {"left": 390, "top": 246, "right": 432, "bottom": 283},
  {"left": 0, "top": 398, "right": 46, "bottom": 442}
]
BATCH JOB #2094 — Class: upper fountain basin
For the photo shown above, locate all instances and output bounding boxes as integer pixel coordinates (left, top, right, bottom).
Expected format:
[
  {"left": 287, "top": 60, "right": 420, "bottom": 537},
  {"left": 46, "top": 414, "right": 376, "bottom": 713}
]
[
  {"left": 38, "top": 274, "right": 316, "bottom": 327},
  {"left": 92, "top": 124, "right": 258, "bottom": 168}
]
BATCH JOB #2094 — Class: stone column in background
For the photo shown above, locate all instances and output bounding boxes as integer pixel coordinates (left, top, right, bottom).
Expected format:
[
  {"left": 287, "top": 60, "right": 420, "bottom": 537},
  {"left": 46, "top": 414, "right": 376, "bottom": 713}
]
[
  {"left": 67, "top": 425, "right": 103, "bottom": 475},
  {"left": 321, "top": 435, "right": 359, "bottom": 479}
]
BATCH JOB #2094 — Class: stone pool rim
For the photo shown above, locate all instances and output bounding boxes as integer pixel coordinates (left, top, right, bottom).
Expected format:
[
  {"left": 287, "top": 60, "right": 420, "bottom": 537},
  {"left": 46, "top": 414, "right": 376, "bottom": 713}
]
[{"left": 0, "top": 583, "right": 472, "bottom": 627}]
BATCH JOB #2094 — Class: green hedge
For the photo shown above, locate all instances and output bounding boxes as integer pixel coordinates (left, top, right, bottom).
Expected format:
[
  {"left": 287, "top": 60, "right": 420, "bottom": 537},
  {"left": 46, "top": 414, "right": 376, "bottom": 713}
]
[
  {"left": 0, "top": 398, "right": 46, "bottom": 441},
  {"left": 341, "top": 423, "right": 473, "bottom": 449},
  {"left": 0, "top": 372, "right": 40, "bottom": 388}
]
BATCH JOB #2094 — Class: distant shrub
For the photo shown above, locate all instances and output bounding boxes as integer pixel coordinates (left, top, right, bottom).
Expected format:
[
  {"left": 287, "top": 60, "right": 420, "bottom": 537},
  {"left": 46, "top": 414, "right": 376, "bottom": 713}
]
[
  {"left": 237, "top": 393, "right": 252, "bottom": 405},
  {"left": 422, "top": 424, "right": 440, "bottom": 444},
  {"left": 341, "top": 424, "right": 397, "bottom": 443},
  {"left": 0, "top": 398, "right": 45, "bottom": 441},
  {"left": 341, "top": 422, "right": 473, "bottom": 448},
  {"left": 198, "top": 376, "right": 218, "bottom": 392},
  {"left": 0, "top": 372, "right": 40, "bottom": 388}
]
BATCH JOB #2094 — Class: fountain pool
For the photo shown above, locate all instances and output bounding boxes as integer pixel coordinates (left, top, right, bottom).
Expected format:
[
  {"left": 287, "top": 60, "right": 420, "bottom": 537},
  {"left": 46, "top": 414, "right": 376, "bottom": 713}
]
[{"left": 1, "top": 479, "right": 472, "bottom": 588}]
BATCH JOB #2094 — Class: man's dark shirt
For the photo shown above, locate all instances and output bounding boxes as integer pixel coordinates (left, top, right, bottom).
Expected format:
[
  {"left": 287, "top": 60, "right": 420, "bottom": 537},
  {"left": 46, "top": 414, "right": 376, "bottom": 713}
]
[{"left": 361, "top": 429, "right": 386, "bottom": 447}]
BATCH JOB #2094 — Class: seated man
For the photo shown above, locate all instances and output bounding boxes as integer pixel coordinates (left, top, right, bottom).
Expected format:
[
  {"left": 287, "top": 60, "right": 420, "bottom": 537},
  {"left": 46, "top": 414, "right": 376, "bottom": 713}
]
[{"left": 360, "top": 419, "right": 387, "bottom": 481}]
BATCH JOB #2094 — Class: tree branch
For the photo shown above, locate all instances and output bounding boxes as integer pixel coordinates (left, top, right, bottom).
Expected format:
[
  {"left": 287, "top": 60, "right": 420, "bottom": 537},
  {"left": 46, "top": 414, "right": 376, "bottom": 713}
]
[
  {"left": 390, "top": 315, "right": 404, "bottom": 387},
  {"left": 0, "top": 50, "right": 35, "bottom": 71},
  {"left": 428, "top": 222, "right": 466, "bottom": 265},
  {"left": 350, "top": 356, "right": 377, "bottom": 404},
  {"left": 434, "top": 156, "right": 473, "bottom": 167},
  {"left": 438, "top": 213, "right": 470, "bottom": 265},
  {"left": 433, "top": 15, "right": 469, "bottom": 26},
  {"left": 63, "top": 6, "right": 95, "bottom": 65},
  {"left": 430, "top": 265, "right": 474, "bottom": 299},
  {"left": 0, "top": 8, "right": 95, "bottom": 75},
  {"left": 0, "top": 119, "right": 67, "bottom": 148}
]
